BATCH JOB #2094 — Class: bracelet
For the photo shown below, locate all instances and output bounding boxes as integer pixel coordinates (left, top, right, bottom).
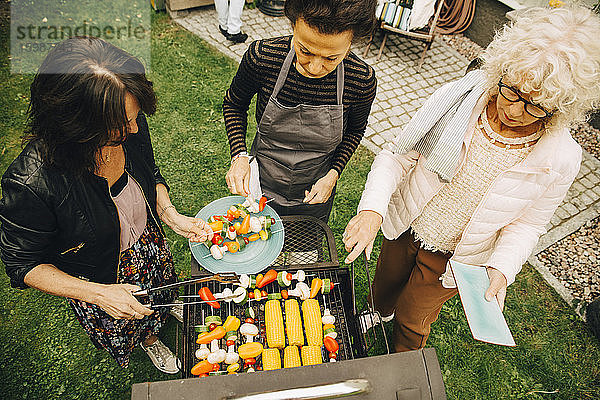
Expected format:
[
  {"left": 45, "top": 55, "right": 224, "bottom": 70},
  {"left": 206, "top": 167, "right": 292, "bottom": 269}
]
[
  {"left": 159, "top": 205, "right": 176, "bottom": 219},
  {"left": 231, "top": 151, "right": 249, "bottom": 164}
]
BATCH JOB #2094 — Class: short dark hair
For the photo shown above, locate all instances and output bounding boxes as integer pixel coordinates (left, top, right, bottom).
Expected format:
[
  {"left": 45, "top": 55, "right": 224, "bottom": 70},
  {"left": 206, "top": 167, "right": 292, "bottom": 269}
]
[
  {"left": 284, "top": 0, "right": 377, "bottom": 39},
  {"left": 25, "top": 36, "right": 156, "bottom": 176}
]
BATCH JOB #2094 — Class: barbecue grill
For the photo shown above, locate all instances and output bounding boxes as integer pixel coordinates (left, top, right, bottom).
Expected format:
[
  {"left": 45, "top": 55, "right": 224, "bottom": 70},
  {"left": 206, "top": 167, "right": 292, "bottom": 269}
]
[{"left": 132, "top": 216, "right": 447, "bottom": 399}]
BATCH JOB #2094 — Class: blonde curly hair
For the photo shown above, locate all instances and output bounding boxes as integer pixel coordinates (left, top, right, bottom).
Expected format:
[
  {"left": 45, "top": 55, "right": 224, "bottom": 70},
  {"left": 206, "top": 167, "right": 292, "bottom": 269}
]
[{"left": 481, "top": 6, "right": 600, "bottom": 130}]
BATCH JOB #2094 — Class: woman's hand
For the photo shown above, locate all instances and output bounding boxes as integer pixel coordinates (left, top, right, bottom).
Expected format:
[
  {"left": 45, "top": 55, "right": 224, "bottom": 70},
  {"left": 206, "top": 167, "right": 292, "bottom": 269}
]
[
  {"left": 303, "top": 170, "right": 339, "bottom": 205},
  {"left": 226, "top": 156, "right": 250, "bottom": 197},
  {"left": 95, "top": 283, "right": 154, "bottom": 320},
  {"left": 485, "top": 267, "right": 508, "bottom": 311},
  {"left": 162, "top": 209, "right": 214, "bottom": 243},
  {"left": 342, "top": 210, "right": 383, "bottom": 264}
]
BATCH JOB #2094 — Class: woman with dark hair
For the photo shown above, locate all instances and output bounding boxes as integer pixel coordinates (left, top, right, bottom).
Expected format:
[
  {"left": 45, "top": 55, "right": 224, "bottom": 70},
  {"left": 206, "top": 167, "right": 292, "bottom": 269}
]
[
  {"left": 224, "top": 0, "right": 378, "bottom": 222},
  {"left": 0, "top": 37, "right": 213, "bottom": 373}
]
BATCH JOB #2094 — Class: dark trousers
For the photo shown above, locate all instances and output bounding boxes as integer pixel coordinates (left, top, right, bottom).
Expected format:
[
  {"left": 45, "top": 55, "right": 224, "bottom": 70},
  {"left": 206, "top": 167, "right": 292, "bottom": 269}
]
[{"left": 372, "top": 231, "right": 458, "bottom": 352}]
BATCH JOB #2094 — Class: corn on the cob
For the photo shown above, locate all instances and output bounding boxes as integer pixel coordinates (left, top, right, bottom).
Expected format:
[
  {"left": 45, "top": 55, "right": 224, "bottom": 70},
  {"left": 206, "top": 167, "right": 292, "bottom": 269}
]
[
  {"left": 262, "top": 348, "right": 281, "bottom": 371},
  {"left": 302, "top": 299, "right": 323, "bottom": 346},
  {"left": 284, "top": 299, "right": 304, "bottom": 346},
  {"left": 283, "top": 345, "right": 301, "bottom": 368},
  {"left": 301, "top": 345, "right": 323, "bottom": 366},
  {"left": 265, "top": 299, "right": 285, "bottom": 349}
]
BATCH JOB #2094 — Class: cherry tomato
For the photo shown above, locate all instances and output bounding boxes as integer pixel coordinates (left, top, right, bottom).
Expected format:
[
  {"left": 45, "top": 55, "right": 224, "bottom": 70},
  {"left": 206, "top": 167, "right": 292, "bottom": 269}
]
[
  {"left": 260, "top": 290, "right": 267, "bottom": 298},
  {"left": 245, "top": 318, "right": 255, "bottom": 324},
  {"left": 331, "top": 282, "right": 335, "bottom": 291},
  {"left": 271, "top": 218, "right": 276, "bottom": 225},
  {"left": 245, "top": 358, "right": 256, "bottom": 365},
  {"left": 286, "top": 273, "right": 292, "bottom": 281},
  {"left": 243, "top": 237, "right": 249, "bottom": 244},
  {"left": 212, "top": 363, "right": 220, "bottom": 371},
  {"left": 255, "top": 365, "right": 262, "bottom": 371},
  {"left": 329, "top": 352, "right": 337, "bottom": 359},
  {"left": 281, "top": 289, "right": 289, "bottom": 299},
  {"left": 199, "top": 373, "right": 208, "bottom": 378},
  {"left": 226, "top": 340, "right": 235, "bottom": 347},
  {"left": 248, "top": 291, "right": 255, "bottom": 299},
  {"left": 208, "top": 323, "right": 217, "bottom": 331}
]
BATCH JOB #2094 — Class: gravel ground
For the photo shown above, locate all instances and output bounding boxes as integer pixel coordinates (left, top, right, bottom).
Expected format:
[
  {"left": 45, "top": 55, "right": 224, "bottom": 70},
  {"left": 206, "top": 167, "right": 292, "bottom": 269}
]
[
  {"left": 442, "top": 32, "right": 600, "bottom": 308},
  {"left": 439, "top": 33, "right": 483, "bottom": 61},
  {"left": 537, "top": 217, "right": 600, "bottom": 306}
]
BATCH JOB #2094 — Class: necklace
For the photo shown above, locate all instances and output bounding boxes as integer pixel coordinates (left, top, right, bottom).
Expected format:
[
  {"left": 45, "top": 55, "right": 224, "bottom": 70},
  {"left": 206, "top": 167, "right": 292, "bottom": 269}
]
[{"left": 478, "top": 106, "right": 543, "bottom": 149}]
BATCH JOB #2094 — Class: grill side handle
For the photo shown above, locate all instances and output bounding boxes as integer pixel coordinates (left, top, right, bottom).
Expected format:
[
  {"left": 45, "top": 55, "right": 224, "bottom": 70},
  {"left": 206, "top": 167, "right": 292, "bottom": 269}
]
[{"left": 222, "top": 379, "right": 371, "bottom": 400}]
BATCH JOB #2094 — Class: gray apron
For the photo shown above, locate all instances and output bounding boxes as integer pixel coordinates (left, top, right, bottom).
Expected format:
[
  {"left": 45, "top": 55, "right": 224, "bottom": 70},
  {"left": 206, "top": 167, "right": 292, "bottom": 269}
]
[{"left": 250, "top": 45, "right": 344, "bottom": 220}]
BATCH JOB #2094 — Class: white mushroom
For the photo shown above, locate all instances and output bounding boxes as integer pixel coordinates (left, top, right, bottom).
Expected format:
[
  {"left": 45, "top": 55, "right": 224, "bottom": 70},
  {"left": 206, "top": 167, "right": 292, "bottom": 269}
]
[
  {"left": 238, "top": 274, "right": 250, "bottom": 289},
  {"left": 239, "top": 323, "right": 259, "bottom": 343},
  {"left": 249, "top": 216, "right": 262, "bottom": 233},
  {"left": 291, "top": 270, "right": 306, "bottom": 282},
  {"left": 210, "top": 244, "right": 225, "bottom": 260},
  {"left": 225, "top": 348, "right": 239, "bottom": 364},
  {"left": 218, "top": 288, "right": 233, "bottom": 303},
  {"left": 195, "top": 344, "right": 210, "bottom": 360},
  {"left": 322, "top": 309, "right": 335, "bottom": 325},
  {"left": 287, "top": 282, "right": 310, "bottom": 300}
]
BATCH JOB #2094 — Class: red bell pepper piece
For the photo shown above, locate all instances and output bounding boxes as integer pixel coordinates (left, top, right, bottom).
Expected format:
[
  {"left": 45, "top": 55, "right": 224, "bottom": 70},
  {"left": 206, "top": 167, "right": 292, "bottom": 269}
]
[
  {"left": 324, "top": 336, "right": 339, "bottom": 353},
  {"left": 211, "top": 233, "right": 224, "bottom": 246},
  {"left": 256, "top": 269, "right": 277, "bottom": 288},
  {"left": 258, "top": 196, "right": 267, "bottom": 212},
  {"left": 198, "top": 287, "right": 220, "bottom": 309}
]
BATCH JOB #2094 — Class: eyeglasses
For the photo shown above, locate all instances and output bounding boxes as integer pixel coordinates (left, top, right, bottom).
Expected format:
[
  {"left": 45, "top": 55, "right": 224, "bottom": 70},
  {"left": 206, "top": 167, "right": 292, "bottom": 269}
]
[{"left": 497, "top": 79, "right": 553, "bottom": 119}]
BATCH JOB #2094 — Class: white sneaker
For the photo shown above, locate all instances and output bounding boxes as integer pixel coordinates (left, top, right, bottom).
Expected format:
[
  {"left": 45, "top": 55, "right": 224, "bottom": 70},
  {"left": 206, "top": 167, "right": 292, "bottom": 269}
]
[
  {"left": 358, "top": 310, "right": 394, "bottom": 334},
  {"left": 169, "top": 299, "right": 184, "bottom": 323},
  {"left": 141, "top": 339, "right": 180, "bottom": 374}
]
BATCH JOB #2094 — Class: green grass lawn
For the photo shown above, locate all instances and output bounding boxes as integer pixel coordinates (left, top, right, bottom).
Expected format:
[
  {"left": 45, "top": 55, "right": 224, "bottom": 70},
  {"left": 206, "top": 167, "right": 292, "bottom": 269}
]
[{"left": 1, "top": 10, "right": 599, "bottom": 400}]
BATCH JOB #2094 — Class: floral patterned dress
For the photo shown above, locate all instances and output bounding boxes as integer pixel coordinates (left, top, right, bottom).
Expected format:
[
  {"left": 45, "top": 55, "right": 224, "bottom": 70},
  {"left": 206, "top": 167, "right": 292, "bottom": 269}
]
[{"left": 69, "top": 217, "right": 176, "bottom": 368}]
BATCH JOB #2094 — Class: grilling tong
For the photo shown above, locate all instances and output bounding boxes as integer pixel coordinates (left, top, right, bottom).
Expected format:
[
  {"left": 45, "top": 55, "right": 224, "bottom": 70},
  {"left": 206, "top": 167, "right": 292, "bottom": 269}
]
[{"left": 132, "top": 272, "right": 240, "bottom": 308}]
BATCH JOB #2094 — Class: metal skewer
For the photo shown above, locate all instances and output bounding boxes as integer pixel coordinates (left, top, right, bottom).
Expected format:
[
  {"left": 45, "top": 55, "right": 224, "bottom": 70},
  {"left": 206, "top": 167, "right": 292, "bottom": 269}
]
[
  {"left": 132, "top": 273, "right": 239, "bottom": 296},
  {"left": 199, "top": 228, "right": 285, "bottom": 259},
  {"left": 143, "top": 295, "right": 238, "bottom": 308}
]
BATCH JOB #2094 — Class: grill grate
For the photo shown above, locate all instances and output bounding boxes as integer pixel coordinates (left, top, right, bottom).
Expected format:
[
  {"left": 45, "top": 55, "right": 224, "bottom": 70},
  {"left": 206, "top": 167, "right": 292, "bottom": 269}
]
[
  {"left": 183, "top": 216, "right": 366, "bottom": 378},
  {"left": 181, "top": 267, "right": 364, "bottom": 378}
]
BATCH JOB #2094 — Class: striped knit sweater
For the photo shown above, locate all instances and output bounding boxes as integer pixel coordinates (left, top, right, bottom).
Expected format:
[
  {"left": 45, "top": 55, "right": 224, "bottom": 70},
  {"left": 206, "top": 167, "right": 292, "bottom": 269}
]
[{"left": 223, "top": 36, "right": 377, "bottom": 174}]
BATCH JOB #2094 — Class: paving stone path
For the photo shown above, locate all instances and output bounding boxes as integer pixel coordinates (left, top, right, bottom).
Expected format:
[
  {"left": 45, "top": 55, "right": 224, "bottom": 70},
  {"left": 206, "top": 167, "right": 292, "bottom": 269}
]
[{"left": 171, "top": 5, "right": 600, "bottom": 267}]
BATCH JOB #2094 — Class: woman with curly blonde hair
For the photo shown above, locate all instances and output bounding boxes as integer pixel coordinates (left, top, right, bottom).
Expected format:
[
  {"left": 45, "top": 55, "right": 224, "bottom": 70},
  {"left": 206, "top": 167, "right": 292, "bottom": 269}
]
[{"left": 343, "top": 5, "right": 600, "bottom": 352}]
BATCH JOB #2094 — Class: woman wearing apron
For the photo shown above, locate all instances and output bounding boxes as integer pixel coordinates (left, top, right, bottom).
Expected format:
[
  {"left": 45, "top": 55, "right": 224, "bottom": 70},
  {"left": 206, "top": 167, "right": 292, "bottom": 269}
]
[{"left": 224, "top": 0, "right": 378, "bottom": 222}]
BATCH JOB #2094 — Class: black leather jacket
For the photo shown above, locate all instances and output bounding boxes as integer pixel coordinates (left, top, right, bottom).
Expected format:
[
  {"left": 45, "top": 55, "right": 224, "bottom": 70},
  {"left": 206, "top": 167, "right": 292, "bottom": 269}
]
[{"left": 0, "top": 114, "right": 168, "bottom": 288}]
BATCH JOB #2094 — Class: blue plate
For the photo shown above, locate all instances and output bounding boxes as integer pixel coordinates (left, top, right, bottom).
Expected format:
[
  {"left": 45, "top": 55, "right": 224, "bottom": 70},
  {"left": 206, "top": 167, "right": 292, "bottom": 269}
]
[{"left": 189, "top": 196, "right": 284, "bottom": 275}]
